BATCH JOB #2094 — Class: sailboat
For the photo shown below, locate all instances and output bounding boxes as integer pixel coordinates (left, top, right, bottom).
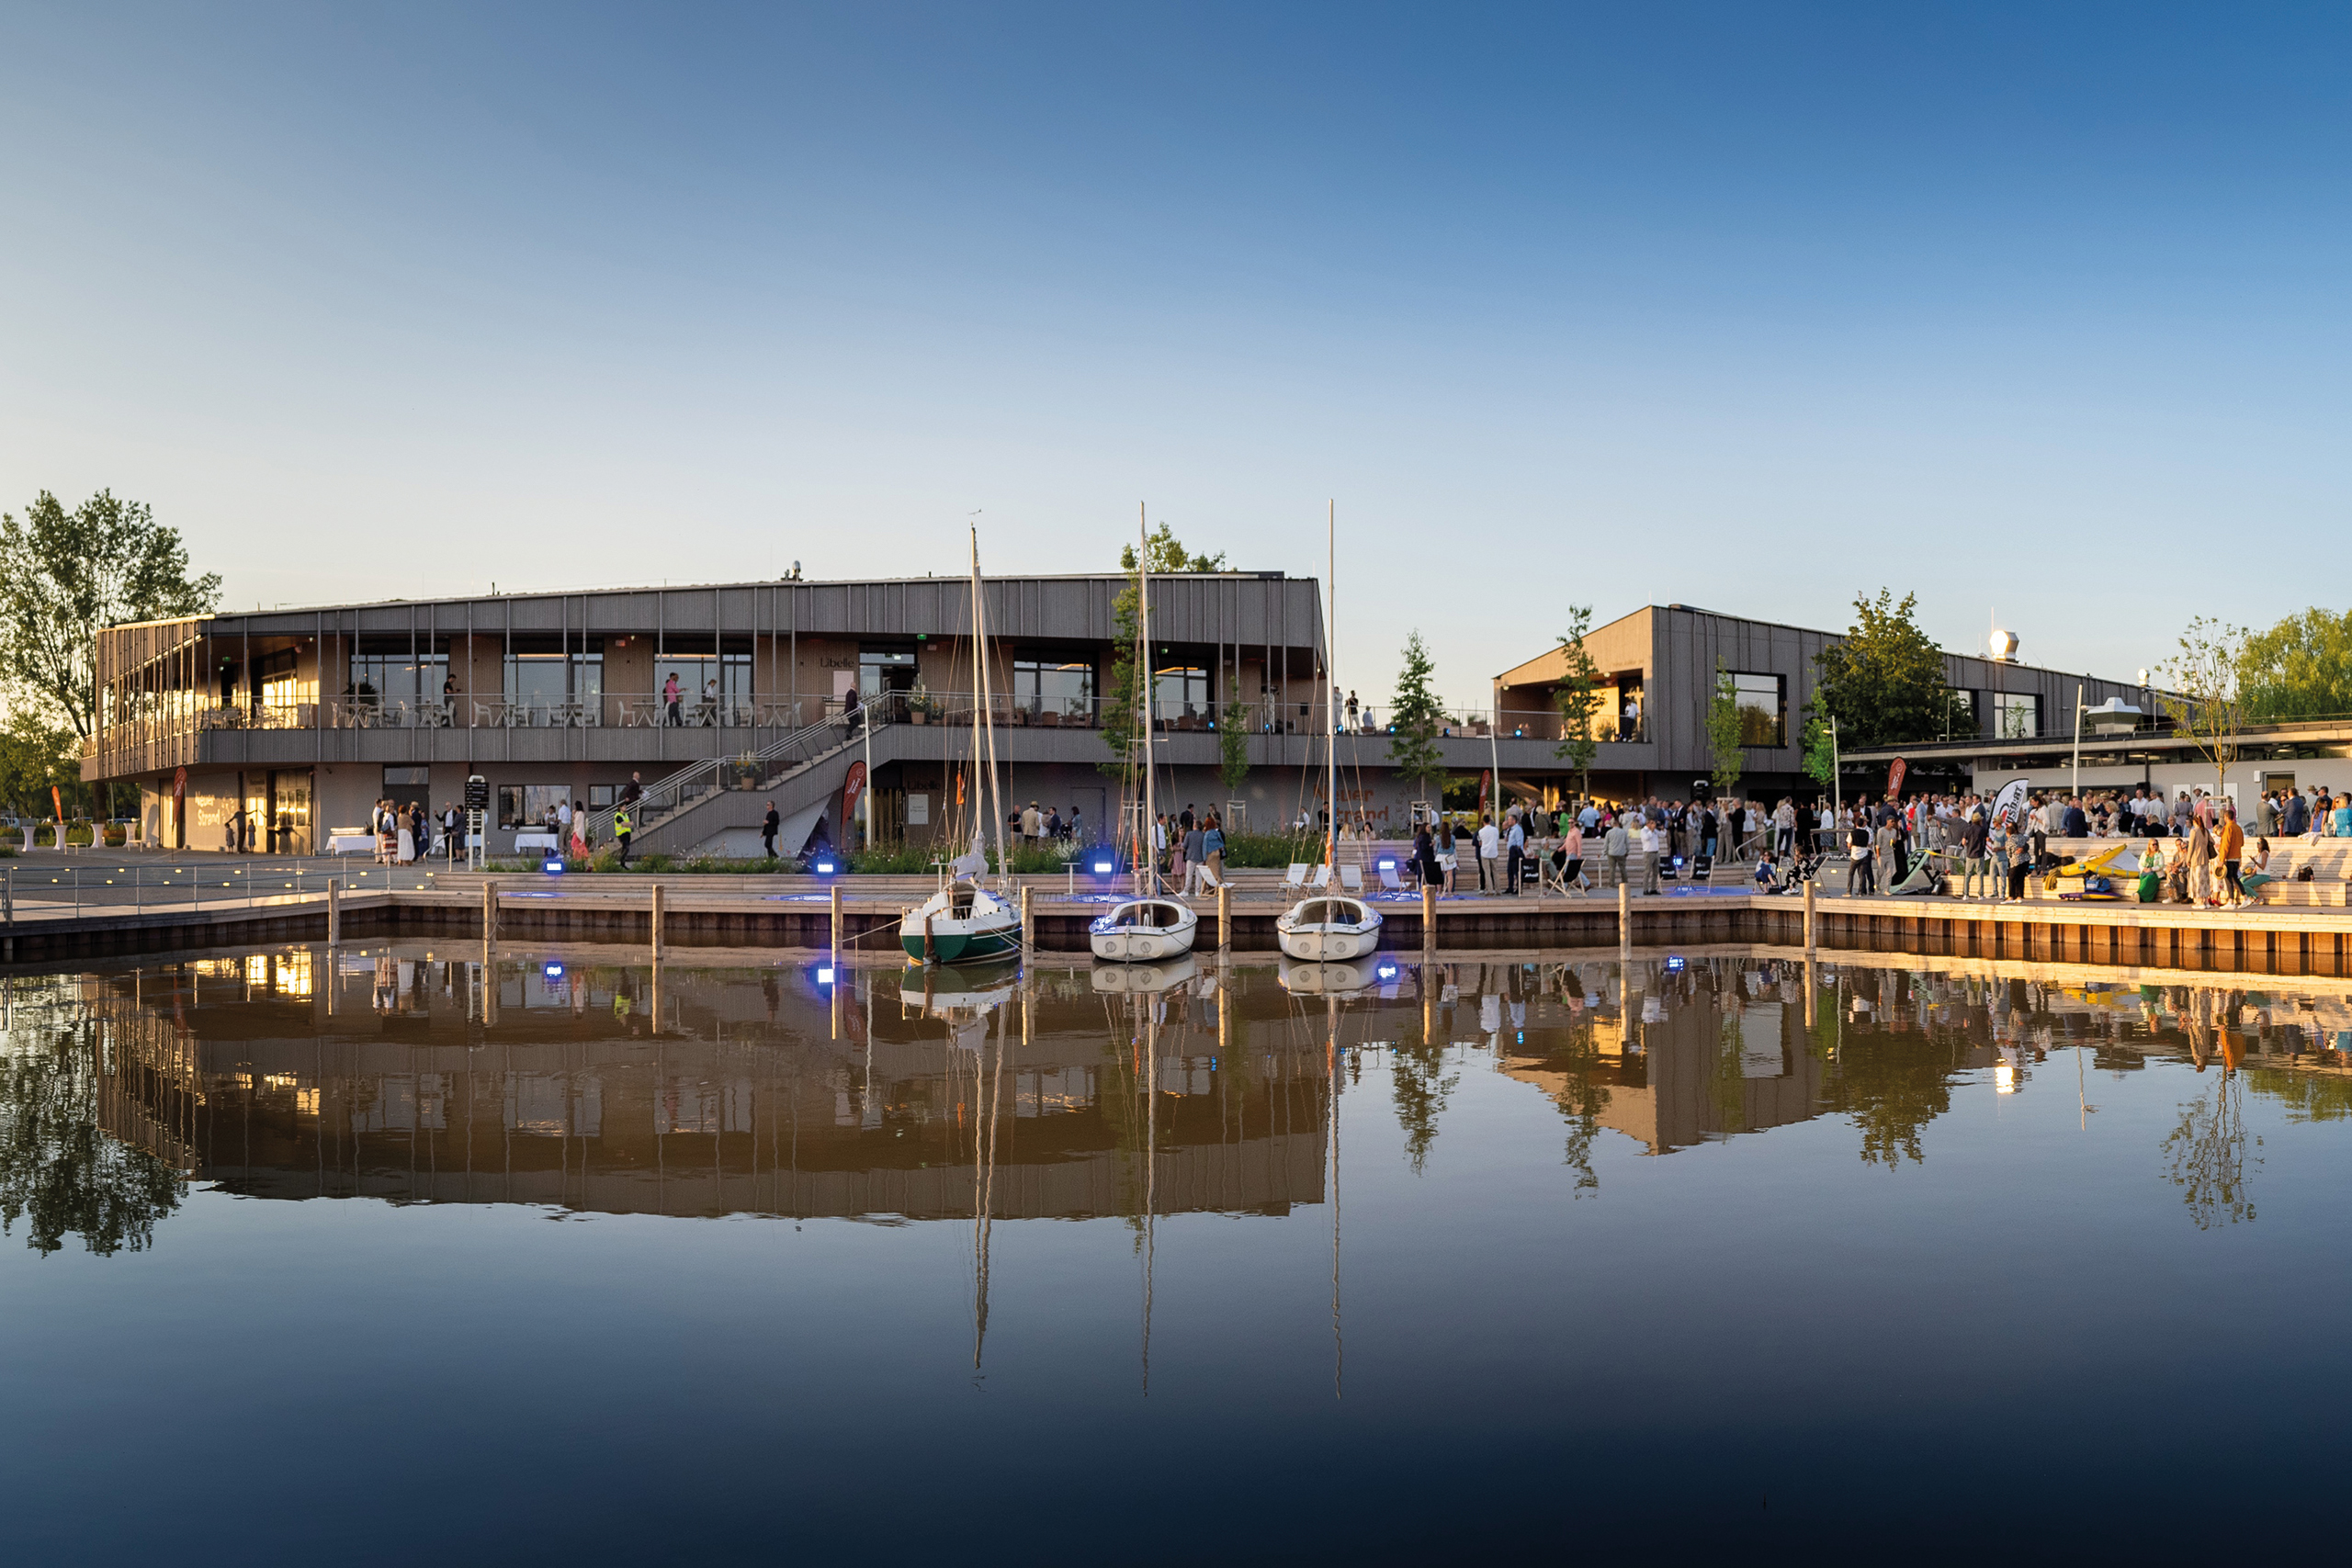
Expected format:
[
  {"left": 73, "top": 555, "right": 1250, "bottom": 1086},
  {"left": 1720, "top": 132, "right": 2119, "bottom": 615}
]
[
  {"left": 900, "top": 527, "right": 1023, "bottom": 965},
  {"left": 1091, "top": 503, "right": 1199, "bottom": 964},
  {"left": 1279, "top": 500, "right": 1383, "bottom": 963}
]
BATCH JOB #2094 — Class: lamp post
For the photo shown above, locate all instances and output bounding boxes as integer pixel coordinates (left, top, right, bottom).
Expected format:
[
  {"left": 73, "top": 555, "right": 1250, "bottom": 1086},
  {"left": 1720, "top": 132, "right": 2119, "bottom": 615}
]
[{"left": 2071, "top": 682, "right": 2085, "bottom": 799}]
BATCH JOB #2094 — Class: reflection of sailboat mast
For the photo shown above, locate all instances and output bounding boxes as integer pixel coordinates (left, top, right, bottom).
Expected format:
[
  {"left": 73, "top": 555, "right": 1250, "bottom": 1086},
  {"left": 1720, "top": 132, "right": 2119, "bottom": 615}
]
[
  {"left": 1328, "top": 992, "right": 1343, "bottom": 1400},
  {"left": 1141, "top": 994, "right": 1157, "bottom": 1395},
  {"left": 972, "top": 980, "right": 1007, "bottom": 1377}
]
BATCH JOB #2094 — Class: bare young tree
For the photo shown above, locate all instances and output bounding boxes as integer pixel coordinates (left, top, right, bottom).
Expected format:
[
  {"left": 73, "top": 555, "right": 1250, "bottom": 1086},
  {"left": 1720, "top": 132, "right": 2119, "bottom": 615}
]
[{"left": 2156, "top": 617, "right": 2248, "bottom": 806}]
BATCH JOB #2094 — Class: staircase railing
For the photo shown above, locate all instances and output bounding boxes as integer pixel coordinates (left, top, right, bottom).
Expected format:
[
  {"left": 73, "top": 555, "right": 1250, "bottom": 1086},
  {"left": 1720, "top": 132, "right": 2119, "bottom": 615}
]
[{"left": 585, "top": 713, "right": 886, "bottom": 845}]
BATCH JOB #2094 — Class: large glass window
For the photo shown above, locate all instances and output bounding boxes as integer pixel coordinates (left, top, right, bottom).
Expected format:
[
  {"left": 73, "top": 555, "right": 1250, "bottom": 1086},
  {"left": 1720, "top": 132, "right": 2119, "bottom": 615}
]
[
  {"left": 349, "top": 637, "right": 447, "bottom": 706},
  {"left": 1991, "top": 692, "right": 2041, "bottom": 739},
  {"left": 506, "top": 637, "right": 601, "bottom": 711},
  {"left": 498, "top": 784, "right": 572, "bottom": 830},
  {"left": 1014, "top": 649, "right": 1096, "bottom": 718},
  {"left": 859, "top": 645, "right": 916, "bottom": 700},
  {"left": 653, "top": 639, "right": 748, "bottom": 719},
  {"left": 1153, "top": 663, "right": 1210, "bottom": 719},
  {"left": 1730, "top": 672, "right": 1784, "bottom": 747}
]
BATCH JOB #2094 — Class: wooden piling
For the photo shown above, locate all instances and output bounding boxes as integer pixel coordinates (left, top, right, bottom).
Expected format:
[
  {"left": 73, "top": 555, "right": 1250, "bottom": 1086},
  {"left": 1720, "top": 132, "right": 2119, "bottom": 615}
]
[
  {"left": 1803, "top": 878, "right": 1815, "bottom": 953},
  {"left": 650, "top": 882, "right": 665, "bottom": 958},
  {"left": 1218, "top": 883, "right": 1231, "bottom": 952},
  {"left": 1020, "top": 884, "right": 1033, "bottom": 953},
  {"left": 326, "top": 877, "right": 341, "bottom": 945},
  {"left": 1618, "top": 880, "right": 1631, "bottom": 948},
  {"left": 1421, "top": 883, "right": 1436, "bottom": 950},
  {"left": 830, "top": 882, "right": 842, "bottom": 959},
  {"left": 481, "top": 879, "right": 496, "bottom": 943}
]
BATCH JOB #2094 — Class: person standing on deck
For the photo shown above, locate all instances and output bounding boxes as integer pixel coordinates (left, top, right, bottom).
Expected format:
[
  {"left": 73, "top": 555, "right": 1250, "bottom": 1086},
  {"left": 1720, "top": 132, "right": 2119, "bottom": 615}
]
[{"left": 762, "top": 801, "right": 780, "bottom": 860}]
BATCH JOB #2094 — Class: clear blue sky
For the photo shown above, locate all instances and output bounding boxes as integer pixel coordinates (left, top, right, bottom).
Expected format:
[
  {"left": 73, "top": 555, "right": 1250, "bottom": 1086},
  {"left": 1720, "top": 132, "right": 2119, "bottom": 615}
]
[{"left": 3, "top": 3, "right": 2345, "bottom": 705}]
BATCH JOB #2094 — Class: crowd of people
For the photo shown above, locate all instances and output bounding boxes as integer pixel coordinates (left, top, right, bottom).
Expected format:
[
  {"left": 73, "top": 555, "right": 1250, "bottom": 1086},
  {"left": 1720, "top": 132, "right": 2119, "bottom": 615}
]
[{"left": 1358, "top": 779, "right": 2352, "bottom": 908}]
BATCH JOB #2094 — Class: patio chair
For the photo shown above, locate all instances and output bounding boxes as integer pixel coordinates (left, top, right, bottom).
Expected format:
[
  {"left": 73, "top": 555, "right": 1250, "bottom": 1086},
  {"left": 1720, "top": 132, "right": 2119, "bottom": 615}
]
[
  {"left": 1339, "top": 863, "right": 1364, "bottom": 893},
  {"left": 1283, "top": 862, "right": 1308, "bottom": 890},
  {"left": 1309, "top": 864, "right": 1332, "bottom": 890},
  {"left": 1377, "top": 862, "right": 1406, "bottom": 893}
]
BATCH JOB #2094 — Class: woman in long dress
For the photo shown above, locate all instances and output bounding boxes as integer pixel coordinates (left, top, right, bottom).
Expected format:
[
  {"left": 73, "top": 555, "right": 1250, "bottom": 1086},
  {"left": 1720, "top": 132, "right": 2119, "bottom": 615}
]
[
  {"left": 570, "top": 799, "right": 590, "bottom": 860},
  {"left": 396, "top": 805, "right": 415, "bottom": 864}
]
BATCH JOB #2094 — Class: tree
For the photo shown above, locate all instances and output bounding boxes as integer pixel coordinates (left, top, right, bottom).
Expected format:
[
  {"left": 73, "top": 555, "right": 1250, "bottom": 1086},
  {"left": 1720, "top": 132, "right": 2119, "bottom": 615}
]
[
  {"left": 1216, "top": 702, "right": 1250, "bottom": 796},
  {"left": 2158, "top": 616, "right": 2249, "bottom": 805},
  {"left": 1099, "top": 523, "right": 1225, "bottom": 780},
  {"left": 2236, "top": 606, "right": 2352, "bottom": 722},
  {"left": 1551, "top": 605, "right": 1602, "bottom": 802},
  {"left": 1385, "top": 630, "right": 1449, "bottom": 804},
  {"left": 0, "top": 713, "right": 92, "bottom": 820},
  {"left": 1811, "top": 589, "right": 1967, "bottom": 750},
  {"left": 1704, "top": 660, "right": 1745, "bottom": 803},
  {"left": 0, "top": 491, "right": 221, "bottom": 741},
  {"left": 1800, "top": 709, "right": 1838, "bottom": 795}
]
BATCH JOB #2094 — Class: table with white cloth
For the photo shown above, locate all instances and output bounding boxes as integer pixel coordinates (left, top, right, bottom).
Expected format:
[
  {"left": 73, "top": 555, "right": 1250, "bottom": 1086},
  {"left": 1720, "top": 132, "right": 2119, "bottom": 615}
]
[
  {"left": 514, "top": 832, "right": 562, "bottom": 854},
  {"left": 326, "top": 831, "right": 376, "bottom": 855}
]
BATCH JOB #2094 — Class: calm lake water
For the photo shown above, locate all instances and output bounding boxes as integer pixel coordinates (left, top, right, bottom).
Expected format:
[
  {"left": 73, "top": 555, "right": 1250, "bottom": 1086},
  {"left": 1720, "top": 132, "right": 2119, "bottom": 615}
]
[{"left": 6, "top": 943, "right": 2351, "bottom": 1562}]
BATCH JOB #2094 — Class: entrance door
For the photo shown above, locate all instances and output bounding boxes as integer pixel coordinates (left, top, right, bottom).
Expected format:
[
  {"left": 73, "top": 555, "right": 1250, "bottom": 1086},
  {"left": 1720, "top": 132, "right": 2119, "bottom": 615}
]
[
  {"left": 267, "top": 769, "right": 312, "bottom": 855},
  {"left": 242, "top": 772, "right": 266, "bottom": 855}
]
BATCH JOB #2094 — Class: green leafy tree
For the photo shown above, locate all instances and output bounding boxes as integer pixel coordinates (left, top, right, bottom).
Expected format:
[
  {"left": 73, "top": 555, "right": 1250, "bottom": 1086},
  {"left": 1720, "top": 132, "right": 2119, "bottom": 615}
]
[
  {"left": 2158, "top": 616, "right": 2249, "bottom": 804},
  {"left": 0, "top": 491, "right": 220, "bottom": 741},
  {"left": 0, "top": 713, "right": 92, "bottom": 819},
  {"left": 2236, "top": 606, "right": 2352, "bottom": 722},
  {"left": 1217, "top": 702, "right": 1251, "bottom": 796},
  {"left": 1099, "top": 523, "right": 1225, "bottom": 780},
  {"left": 1551, "top": 605, "right": 1602, "bottom": 801},
  {"left": 1385, "top": 630, "right": 1449, "bottom": 804},
  {"left": 1811, "top": 589, "right": 1967, "bottom": 750},
  {"left": 1800, "top": 709, "right": 1838, "bottom": 795},
  {"left": 1704, "top": 660, "right": 1745, "bottom": 802}
]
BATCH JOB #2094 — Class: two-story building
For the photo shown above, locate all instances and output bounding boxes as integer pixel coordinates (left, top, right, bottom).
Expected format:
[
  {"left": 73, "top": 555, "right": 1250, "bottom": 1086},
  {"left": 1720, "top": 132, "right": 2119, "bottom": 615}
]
[{"left": 85, "top": 571, "right": 1347, "bottom": 857}]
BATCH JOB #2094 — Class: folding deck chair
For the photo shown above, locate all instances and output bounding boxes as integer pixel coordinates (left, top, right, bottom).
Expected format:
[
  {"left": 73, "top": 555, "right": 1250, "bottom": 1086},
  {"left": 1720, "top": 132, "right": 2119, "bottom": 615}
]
[
  {"left": 1339, "top": 863, "right": 1364, "bottom": 894},
  {"left": 1283, "top": 862, "right": 1309, "bottom": 892}
]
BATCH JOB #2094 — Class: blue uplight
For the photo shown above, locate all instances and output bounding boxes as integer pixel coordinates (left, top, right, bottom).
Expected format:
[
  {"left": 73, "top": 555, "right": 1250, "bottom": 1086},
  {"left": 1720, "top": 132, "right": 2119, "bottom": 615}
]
[
  {"left": 542, "top": 962, "right": 565, "bottom": 979},
  {"left": 817, "top": 965, "right": 836, "bottom": 985},
  {"left": 542, "top": 857, "right": 565, "bottom": 874}
]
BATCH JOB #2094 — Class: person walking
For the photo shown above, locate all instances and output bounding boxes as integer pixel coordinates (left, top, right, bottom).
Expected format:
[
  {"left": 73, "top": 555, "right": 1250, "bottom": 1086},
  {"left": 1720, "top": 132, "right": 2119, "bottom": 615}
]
[
  {"left": 1202, "top": 813, "right": 1227, "bottom": 887},
  {"left": 1849, "top": 811, "right": 1875, "bottom": 895},
  {"left": 2004, "top": 818, "right": 2032, "bottom": 902},
  {"left": 1182, "top": 818, "right": 1206, "bottom": 895},
  {"left": 571, "top": 800, "right": 591, "bottom": 860},
  {"left": 761, "top": 800, "right": 780, "bottom": 860},
  {"left": 1477, "top": 813, "right": 1499, "bottom": 892},
  {"left": 2216, "top": 804, "right": 2246, "bottom": 906},
  {"left": 442, "top": 801, "right": 463, "bottom": 864},
  {"left": 614, "top": 803, "right": 634, "bottom": 868}
]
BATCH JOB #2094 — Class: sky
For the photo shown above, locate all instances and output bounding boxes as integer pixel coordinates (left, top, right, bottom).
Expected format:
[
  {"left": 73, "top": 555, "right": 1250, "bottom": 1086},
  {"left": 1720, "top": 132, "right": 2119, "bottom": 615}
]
[{"left": 3, "top": 2, "right": 2346, "bottom": 705}]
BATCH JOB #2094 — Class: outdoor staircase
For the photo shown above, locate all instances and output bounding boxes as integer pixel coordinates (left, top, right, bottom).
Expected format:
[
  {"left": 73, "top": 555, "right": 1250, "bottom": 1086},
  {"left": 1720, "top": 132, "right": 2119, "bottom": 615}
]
[{"left": 584, "top": 716, "right": 888, "bottom": 858}]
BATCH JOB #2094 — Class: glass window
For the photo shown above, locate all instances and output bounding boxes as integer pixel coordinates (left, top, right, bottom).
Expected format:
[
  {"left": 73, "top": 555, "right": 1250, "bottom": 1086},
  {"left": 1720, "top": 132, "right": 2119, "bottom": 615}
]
[
  {"left": 859, "top": 645, "right": 916, "bottom": 699},
  {"left": 349, "top": 637, "right": 447, "bottom": 705},
  {"left": 1992, "top": 693, "right": 2040, "bottom": 739},
  {"left": 1014, "top": 650, "right": 1096, "bottom": 717},
  {"left": 497, "top": 784, "right": 571, "bottom": 829},
  {"left": 1730, "top": 672, "right": 1784, "bottom": 747},
  {"left": 588, "top": 785, "right": 616, "bottom": 809},
  {"left": 1153, "top": 663, "right": 1210, "bottom": 718},
  {"left": 384, "top": 767, "right": 430, "bottom": 786},
  {"left": 506, "top": 637, "right": 601, "bottom": 708}
]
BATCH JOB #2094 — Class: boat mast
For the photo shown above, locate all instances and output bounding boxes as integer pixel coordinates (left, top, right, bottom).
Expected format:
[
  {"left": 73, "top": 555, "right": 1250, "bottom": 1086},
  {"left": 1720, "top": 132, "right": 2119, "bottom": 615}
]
[
  {"left": 1327, "top": 499, "right": 1338, "bottom": 873},
  {"left": 1138, "top": 502, "right": 1155, "bottom": 896},
  {"left": 972, "top": 526, "right": 1007, "bottom": 890}
]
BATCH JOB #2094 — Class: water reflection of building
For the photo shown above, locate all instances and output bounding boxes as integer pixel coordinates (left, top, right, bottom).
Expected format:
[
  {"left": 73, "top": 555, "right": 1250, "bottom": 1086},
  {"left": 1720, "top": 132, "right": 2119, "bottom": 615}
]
[{"left": 74, "top": 949, "right": 1330, "bottom": 1222}]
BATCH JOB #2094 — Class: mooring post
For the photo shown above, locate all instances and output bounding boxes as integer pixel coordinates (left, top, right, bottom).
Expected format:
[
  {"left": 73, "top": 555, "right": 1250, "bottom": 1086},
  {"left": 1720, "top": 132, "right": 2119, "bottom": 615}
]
[
  {"left": 1804, "top": 955, "right": 1818, "bottom": 1028},
  {"left": 1804, "top": 877, "right": 1816, "bottom": 953},
  {"left": 1218, "top": 883, "right": 1232, "bottom": 952},
  {"left": 1421, "top": 881, "right": 1436, "bottom": 952},
  {"left": 830, "top": 882, "right": 842, "bottom": 960},
  {"left": 1020, "top": 884, "right": 1034, "bottom": 954},
  {"left": 1618, "top": 880, "right": 1631, "bottom": 949},
  {"left": 650, "top": 882, "right": 665, "bottom": 959},
  {"left": 482, "top": 879, "right": 497, "bottom": 944},
  {"left": 326, "top": 877, "right": 341, "bottom": 946}
]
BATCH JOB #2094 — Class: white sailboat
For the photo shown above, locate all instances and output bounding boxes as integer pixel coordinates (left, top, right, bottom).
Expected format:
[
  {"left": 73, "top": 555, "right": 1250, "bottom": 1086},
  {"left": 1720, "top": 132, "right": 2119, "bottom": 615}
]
[
  {"left": 901, "top": 527, "right": 1022, "bottom": 965},
  {"left": 1279, "top": 500, "right": 1383, "bottom": 963},
  {"left": 1093, "top": 503, "right": 1198, "bottom": 964}
]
